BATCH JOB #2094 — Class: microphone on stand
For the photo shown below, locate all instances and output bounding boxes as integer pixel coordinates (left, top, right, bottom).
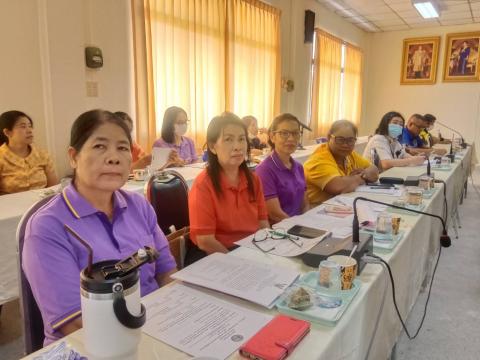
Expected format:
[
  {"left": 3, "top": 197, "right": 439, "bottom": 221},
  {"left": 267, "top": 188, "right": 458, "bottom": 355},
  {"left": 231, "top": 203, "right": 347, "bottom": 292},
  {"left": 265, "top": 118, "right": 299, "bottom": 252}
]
[
  {"left": 299, "top": 122, "right": 312, "bottom": 132},
  {"left": 352, "top": 196, "right": 451, "bottom": 248},
  {"left": 446, "top": 135, "right": 456, "bottom": 163},
  {"left": 436, "top": 121, "right": 467, "bottom": 149},
  {"left": 297, "top": 121, "right": 312, "bottom": 150}
]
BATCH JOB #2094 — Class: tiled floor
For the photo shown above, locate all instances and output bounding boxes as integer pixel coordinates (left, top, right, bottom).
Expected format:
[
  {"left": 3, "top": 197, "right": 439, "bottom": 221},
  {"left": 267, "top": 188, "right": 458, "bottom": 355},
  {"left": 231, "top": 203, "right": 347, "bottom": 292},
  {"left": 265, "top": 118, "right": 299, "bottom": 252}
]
[{"left": 396, "top": 168, "right": 480, "bottom": 360}]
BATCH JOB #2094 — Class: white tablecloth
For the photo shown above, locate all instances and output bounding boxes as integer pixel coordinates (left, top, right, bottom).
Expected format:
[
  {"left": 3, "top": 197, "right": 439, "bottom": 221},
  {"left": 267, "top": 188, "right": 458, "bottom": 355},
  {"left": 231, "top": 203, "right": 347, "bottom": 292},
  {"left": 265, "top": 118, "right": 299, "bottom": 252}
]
[{"left": 22, "top": 145, "right": 473, "bottom": 360}]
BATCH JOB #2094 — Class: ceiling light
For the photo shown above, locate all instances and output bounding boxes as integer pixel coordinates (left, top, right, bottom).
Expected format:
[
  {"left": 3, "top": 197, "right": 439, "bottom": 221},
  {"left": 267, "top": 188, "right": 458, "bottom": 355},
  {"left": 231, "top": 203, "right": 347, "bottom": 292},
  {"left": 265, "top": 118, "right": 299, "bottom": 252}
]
[{"left": 412, "top": 0, "right": 440, "bottom": 19}]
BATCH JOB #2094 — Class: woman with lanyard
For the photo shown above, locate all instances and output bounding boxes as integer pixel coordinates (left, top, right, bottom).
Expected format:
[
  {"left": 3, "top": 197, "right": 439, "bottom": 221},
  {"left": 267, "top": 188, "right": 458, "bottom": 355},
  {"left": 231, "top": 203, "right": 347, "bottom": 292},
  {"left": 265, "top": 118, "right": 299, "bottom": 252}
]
[
  {"left": 304, "top": 120, "right": 379, "bottom": 207},
  {"left": 363, "top": 111, "right": 425, "bottom": 171},
  {"left": 255, "top": 113, "right": 309, "bottom": 224}
]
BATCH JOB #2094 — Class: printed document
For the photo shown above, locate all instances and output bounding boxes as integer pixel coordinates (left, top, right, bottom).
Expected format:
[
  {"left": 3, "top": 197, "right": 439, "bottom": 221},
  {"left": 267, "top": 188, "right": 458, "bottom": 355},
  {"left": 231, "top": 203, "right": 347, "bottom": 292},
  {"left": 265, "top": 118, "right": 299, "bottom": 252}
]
[
  {"left": 142, "top": 283, "right": 271, "bottom": 359},
  {"left": 171, "top": 253, "right": 299, "bottom": 308}
]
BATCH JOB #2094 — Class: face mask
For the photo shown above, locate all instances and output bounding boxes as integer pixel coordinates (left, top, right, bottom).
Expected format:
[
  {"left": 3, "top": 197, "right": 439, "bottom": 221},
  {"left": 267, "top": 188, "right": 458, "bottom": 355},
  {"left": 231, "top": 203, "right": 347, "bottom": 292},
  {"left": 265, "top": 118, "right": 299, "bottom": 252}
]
[
  {"left": 388, "top": 123, "right": 403, "bottom": 139},
  {"left": 174, "top": 123, "right": 188, "bottom": 136}
]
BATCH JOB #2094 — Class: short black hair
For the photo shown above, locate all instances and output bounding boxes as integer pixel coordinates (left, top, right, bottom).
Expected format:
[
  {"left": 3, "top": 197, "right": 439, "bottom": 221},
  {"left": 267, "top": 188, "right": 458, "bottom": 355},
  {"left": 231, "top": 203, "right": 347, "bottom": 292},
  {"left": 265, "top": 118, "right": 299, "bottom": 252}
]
[
  {"left": 268, "top": 113, "right": 301, "bottom": 149},
  {"left": 328, "top": 120, "right": 358, "bottom": 137},
  {"left": 409, "top": 113, "right": 426, "bottom": 123},
  {"left": 114, "top": 111, "right": 133, "bottom": 129},
  {"left": 0, "top": 110, "right": 33, "bottom": 146},
  {"left": 375, "top": 111, "right": 405, "bottom": 136},
  {"left": 161, "top": 106, "right": 187, "bottom": 144},
  {"left": 70, "top": 110, "right": 132, "bottom": 152},
  {"left": 424, "top": 113, "right": 436, "bottom": 124}
]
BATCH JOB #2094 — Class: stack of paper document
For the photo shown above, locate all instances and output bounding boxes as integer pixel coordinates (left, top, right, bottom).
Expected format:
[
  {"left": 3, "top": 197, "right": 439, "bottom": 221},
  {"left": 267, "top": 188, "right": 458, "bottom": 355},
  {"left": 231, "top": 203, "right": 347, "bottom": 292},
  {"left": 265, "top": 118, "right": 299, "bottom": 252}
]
[
  {"left": 143, "top": 283, "right": 272, "bottom": 359},
  {"left": 355, "top": 185, "right": 403, "bottom": 196},
  {"left": 171, "top": 253, "right": 300, "bottom": 308}
]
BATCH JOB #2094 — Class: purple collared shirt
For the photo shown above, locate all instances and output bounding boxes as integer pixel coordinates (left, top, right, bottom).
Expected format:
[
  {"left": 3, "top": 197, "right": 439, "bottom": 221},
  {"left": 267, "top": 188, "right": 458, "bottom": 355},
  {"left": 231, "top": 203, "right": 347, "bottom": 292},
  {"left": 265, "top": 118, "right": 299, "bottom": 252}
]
[
  {"left": 255, "top": 151, "right": 306, "bottom": 217},
  {"left": 22, "top": 184, "right": 176, "bottom": 346},
  {"left": 152, "top": 136, "right": 198, "bottom": 164}
]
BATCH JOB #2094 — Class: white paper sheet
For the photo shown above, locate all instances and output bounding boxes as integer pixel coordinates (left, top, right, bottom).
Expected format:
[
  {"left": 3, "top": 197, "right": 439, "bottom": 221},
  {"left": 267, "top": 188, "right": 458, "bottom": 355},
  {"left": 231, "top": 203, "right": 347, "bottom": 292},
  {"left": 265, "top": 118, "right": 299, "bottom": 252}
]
[
  {"left": 142, "top": 283, "right": 272, "bottom": 359},
  {"left": 355, "top": 185, "right": 403, "bottom": 196},
  {"left": 234, "top": 229, "right": 330, "bottom": 257},
  {"left": 151, "top": 147, "right": 171, "bottom": 170},
  {"left": 171, "top": 253, "right": 300, "bottom": 308}
]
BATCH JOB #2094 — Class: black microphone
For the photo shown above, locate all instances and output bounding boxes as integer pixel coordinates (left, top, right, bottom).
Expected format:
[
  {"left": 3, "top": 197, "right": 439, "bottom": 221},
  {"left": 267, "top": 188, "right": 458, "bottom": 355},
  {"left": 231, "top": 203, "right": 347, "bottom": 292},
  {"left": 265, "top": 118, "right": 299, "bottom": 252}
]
[
  {"left": 427, "top": 157, "right": 431, "bottom": 176},
  {"left": 436, "top": 121, "right": 467, "bottom": 148},
  {"left": 352, "top": 196, "right": 451, "bottom": 248},
  {"left": 299, "top": 121, "right": 312, "bottom": 132}
]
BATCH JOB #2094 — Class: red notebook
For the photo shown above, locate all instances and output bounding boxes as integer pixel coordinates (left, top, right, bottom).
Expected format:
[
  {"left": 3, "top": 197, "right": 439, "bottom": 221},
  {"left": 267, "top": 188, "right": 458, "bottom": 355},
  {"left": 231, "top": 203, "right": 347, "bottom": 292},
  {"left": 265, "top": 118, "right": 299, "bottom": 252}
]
[{"left": 239, "top": 315, "right": 310, "bottom": 360}]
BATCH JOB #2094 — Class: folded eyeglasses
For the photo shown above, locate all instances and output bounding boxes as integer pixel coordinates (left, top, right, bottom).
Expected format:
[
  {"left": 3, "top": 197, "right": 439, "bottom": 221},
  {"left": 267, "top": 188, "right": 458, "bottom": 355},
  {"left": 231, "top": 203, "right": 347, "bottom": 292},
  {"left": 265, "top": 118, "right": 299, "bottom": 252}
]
[{"left": 251, "top": 229, "right": 302, "bottom": 253}]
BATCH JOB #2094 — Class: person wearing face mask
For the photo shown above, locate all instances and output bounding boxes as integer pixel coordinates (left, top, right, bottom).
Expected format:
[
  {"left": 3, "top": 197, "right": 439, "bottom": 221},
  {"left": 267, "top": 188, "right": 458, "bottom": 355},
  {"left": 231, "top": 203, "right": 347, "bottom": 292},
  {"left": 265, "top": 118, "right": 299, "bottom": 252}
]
[
  {"left": 363, "top": 112, "right": 425, "bottom": 172},
  {"left": 0, "top": 110, "right": 58, "bottom": 195},
  {"left": 187, "top": 112, "right": 269, "bottom": 264},
  {"left": 153, "top": 106, "right": 198, "bottom": 166}
]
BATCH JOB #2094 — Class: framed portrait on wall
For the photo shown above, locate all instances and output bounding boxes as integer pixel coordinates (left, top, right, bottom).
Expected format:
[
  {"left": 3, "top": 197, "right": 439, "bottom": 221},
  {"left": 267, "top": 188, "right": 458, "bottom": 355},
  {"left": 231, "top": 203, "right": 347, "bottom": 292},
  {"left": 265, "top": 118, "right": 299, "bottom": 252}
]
[
  {"left": 443, "top": 32, "right": 480, "bottom": 82},
  {"left": 400, "top": 36, "right": 440, "bottom": 85}
]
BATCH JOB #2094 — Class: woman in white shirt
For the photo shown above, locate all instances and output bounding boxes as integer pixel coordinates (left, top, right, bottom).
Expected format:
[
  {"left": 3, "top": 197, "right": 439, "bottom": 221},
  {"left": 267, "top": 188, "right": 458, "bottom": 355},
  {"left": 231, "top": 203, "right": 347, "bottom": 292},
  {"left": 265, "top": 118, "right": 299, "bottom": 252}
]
[{"left": 363, "top": 111, "right": 425, "bottom": 171}]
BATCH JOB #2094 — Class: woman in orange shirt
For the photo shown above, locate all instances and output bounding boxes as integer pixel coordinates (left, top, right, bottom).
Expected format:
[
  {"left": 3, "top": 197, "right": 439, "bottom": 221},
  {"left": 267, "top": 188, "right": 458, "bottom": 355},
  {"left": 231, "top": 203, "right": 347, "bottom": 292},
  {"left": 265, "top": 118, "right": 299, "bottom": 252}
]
[{"left": 187, "top": 112, "right": 269, "bottom": 264}]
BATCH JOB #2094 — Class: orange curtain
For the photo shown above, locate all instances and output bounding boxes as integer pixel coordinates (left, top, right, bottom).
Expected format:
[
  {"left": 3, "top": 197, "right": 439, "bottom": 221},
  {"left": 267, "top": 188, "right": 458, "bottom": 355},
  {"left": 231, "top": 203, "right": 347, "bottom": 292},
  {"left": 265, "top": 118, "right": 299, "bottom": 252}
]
[
  {"left": 132, "top": 0, "right": 281, "bottom": 150},
  {"left": 226, "top": 0, "right": 281, "bottom": 129},
  {"left": 311, "top": 29, "right": 342, "bottom": 137},
  {"left": 343, "top": 43, "right": 363, "bottom": 126}
]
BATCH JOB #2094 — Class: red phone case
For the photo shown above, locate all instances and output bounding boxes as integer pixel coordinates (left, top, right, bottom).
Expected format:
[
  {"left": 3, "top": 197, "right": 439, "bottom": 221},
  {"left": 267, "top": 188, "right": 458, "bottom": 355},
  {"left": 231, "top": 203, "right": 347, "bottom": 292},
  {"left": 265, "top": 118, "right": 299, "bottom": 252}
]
[{"left": 239, "top": 315, "right": 310, "bottom": 360}]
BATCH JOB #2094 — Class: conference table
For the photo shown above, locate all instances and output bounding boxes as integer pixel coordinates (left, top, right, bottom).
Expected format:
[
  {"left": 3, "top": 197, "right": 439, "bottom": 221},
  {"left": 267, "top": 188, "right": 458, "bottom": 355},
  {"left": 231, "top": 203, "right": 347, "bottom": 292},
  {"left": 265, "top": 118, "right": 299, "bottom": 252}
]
[
  {"left": 21, "top": 144, "right": 474, "bottom": 360},
  {"left": 0, "top": 139, "right": 369, "bottom": 306}
]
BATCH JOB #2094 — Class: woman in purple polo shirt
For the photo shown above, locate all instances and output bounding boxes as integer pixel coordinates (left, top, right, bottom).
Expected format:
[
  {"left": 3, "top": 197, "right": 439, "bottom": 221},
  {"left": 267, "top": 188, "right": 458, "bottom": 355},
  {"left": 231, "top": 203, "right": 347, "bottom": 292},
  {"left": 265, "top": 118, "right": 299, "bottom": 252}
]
[
  {"left": 22, "top": 110, "right": 177, "bottom": 345},
  {"left": 152, "top": 106, "right": 198, "bottom": 165},
  {"left": 255, "top": 113, "right": 309, "bottom": 224}
]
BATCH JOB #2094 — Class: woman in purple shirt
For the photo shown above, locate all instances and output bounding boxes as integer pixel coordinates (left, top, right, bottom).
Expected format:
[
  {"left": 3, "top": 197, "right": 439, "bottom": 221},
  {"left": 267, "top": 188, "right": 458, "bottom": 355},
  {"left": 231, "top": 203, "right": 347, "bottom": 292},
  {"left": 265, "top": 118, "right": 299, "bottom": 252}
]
[
  {"left": 152, "top": 106, "right": 198, "bottom": 165},
  {"left": 22, "top": 110, "right": 177, "bottom": 345},
  {"left": 255, "top": 113, "right": 309, "bottom": 224}
]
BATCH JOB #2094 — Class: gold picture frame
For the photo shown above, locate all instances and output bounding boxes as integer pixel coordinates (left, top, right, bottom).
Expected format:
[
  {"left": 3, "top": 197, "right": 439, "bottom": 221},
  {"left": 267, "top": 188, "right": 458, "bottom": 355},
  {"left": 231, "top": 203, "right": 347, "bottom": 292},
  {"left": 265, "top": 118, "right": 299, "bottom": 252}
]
[
  {"left": 443, "top": 32, "right": 480, "bottom": 82},
  {"left": 400, "top": 36, "right": 440, "bottom": 85}
]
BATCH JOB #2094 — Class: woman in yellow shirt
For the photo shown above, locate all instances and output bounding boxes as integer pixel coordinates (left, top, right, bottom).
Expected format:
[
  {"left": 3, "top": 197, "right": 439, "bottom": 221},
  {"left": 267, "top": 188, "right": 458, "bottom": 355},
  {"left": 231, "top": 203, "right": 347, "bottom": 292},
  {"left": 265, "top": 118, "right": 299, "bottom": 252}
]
[
  {"left": 0, "top": 111, "right": 57, "bottom": 195},
  {"left": 304, "top": 120, "right": 379, "bottom": 206}
]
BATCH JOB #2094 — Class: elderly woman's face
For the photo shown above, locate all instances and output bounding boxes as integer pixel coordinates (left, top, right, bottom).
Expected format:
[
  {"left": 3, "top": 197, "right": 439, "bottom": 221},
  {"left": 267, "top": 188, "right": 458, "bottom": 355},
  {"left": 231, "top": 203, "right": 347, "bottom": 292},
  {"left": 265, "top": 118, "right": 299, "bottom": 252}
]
[
  {"left": 68, "top": 122, "right": 132, "bottom": 193},
  {"left": 328, "top": 125, "right": 357, "bottom": 158}
]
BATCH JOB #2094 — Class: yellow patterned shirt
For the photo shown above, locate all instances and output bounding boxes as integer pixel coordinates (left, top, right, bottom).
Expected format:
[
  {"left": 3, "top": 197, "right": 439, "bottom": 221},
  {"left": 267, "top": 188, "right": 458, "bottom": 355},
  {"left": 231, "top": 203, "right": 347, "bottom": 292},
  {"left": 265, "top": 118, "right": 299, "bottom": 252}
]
[{"left": 0, "top": 144, "right": 55, "bottom": 195}]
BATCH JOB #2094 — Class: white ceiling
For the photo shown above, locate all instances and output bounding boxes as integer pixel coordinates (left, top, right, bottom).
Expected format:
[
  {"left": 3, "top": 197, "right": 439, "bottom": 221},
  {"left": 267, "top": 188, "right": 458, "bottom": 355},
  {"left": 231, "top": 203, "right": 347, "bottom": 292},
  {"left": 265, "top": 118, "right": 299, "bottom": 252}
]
[{"left": 316, "top": 0, "right": 480, "bottom": 32}]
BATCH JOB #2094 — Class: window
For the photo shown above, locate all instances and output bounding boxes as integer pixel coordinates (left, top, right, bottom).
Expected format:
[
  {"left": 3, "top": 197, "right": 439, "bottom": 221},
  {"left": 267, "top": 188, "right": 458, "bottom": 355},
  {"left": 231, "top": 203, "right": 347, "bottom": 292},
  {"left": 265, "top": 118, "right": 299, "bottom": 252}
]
[
  {"left": 309, "top": 29, "right": 363, "bottom": 136},
  {"left": 132, "top": 0, "right": 281, "bottom": 150}
]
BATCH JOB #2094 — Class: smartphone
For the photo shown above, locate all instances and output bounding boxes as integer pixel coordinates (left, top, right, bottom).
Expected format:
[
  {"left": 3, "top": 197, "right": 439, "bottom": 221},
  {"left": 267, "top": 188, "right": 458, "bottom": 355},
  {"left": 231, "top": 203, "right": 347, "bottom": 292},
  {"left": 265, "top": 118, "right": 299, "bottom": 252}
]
[{"left": 287, "top": 225, "right": 328, "bottom": 239}]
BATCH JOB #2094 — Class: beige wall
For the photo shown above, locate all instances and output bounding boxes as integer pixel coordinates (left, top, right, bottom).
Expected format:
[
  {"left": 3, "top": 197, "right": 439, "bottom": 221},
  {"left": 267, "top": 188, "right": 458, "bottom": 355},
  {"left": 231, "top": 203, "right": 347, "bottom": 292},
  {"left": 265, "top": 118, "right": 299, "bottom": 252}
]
[
  {"left": 0, "top": 0, "right": 134, "bottom": 177},
  {"left": 364, "top": 23, "right": 480, "bottom": 159},
  {"left": 0, "top": 1, "right": 47, "bottom": 150}
]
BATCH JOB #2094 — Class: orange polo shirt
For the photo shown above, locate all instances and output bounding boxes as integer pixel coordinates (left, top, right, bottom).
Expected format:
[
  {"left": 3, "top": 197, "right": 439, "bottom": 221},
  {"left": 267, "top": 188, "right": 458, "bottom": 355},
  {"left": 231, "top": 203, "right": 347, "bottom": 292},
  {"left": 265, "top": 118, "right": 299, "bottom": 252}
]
[{"left": 189, "top": 169, "right": 268, "bottom": 249}]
